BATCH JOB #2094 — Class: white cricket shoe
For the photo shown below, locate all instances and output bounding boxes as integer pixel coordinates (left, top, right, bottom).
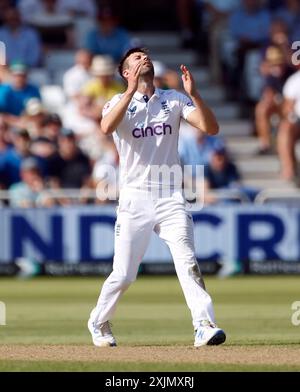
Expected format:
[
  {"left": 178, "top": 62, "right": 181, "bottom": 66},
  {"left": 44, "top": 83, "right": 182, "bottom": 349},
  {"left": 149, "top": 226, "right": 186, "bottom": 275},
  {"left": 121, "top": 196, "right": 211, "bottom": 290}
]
[
  {"left": 194, "top": 320, "right": 226, "bottom": 347},
  {"left": 88, "top": 319, "right": 117, "bottom": 347}
]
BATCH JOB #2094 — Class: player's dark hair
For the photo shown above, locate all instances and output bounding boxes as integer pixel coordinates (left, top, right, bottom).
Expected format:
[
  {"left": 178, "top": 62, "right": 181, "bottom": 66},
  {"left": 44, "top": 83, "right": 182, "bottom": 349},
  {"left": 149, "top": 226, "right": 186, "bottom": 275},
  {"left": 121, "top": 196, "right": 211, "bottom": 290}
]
[{"left": 118, "top": 47, "right": 149, "bottom": 81}]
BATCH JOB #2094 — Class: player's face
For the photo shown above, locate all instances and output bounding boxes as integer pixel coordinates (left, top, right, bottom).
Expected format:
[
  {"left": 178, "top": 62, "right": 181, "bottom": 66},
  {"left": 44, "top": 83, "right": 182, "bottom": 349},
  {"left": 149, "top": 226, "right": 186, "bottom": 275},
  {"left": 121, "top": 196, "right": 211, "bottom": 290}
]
[{"left": 127, "top": 52, "right": 154, "bottom": 77}]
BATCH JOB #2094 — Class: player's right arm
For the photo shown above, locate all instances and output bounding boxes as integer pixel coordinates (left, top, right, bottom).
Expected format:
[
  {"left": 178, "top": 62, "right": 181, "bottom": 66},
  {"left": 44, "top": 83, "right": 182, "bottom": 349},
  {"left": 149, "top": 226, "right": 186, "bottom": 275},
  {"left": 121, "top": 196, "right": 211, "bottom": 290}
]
[{"left": 100, "top": 61, "right": 143, "bottom": 135}]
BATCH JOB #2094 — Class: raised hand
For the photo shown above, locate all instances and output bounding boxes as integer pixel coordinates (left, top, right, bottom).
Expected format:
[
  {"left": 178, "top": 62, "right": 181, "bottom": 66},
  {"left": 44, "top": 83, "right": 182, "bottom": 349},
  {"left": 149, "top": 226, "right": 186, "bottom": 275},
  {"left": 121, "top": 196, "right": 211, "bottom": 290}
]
[
  {"left": 126, "top": 61, "right": 144, "bottom": 95},
  {"left": 180, "top": 64, "right": 197, "bottom": 97}
]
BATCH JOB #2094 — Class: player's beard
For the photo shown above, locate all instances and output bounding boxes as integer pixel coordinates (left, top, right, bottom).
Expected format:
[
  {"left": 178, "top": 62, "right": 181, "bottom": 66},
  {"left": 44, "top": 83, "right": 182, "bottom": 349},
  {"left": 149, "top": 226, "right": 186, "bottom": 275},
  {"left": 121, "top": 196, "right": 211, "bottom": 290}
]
[{"left": 140, "top": 63, "right": 154, "bottom": 78}]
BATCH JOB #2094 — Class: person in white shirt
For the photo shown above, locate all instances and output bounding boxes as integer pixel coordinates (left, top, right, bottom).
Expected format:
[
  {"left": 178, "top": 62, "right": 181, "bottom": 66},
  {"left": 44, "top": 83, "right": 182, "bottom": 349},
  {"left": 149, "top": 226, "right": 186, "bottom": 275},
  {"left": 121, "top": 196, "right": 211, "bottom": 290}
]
[
  {"left": 63, "top": 49, "right": 92, "bottom": 100},
  {"left": 88, "top": 47, "right": 226, "bottom": 348},
  {"left": 277, "top": 67, "right": 300, "bottom": 181}
]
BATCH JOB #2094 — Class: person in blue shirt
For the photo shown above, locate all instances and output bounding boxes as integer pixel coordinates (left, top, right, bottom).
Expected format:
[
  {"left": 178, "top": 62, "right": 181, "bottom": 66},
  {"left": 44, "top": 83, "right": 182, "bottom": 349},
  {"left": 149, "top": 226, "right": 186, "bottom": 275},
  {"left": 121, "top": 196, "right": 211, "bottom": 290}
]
[
  {"left": 0, "top": 62, "right": 40, "bottom": 116},
  {"left": 273, "top": 0, "right": 300, "bottom": 43},
  {"left": 84, "top": 6, "right": 131, "bottom": 63},
  {"left": 179, "top": 128, "right": 225, "bottom": 177},
  {"left": 0, "top": 127, "right": 46, "bottom": 188},
  {"left": 0, "top": 7, "right": 41, "bottom": 67},
  {"left": 229, "top": 0, "right": 271, "bottom": 44},
  {"left": 9, "top": 156, "right": 52, "bottom": 208},
  {"left": 226, "top": 0, "right": 271, "bottom": 100},
  {"left": 204, "top": 146, "right": 259, "bottom": 203}
]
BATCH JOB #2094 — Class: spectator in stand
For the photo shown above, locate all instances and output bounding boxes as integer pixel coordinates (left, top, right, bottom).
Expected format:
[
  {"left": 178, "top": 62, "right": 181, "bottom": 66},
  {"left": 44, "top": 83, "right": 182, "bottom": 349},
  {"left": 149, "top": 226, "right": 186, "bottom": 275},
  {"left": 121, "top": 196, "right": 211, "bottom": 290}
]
[
  {"left": 273, "top": 0, "right": 300, "bottom": 43},
  {"left": 9, "top": 157, "right": 53, "bottom": 207},
  {"left": 81, "top": 55, "right": 124, "bottom": 121},
  {"left": 18, "top": 0, "right": 74, "bottom": 48},
  {"left": 176, "top": 0, "right": 199, "bottom": 49},
  {"left": 41, "top": 113, "right": 62, "bottom": 145},
  {"left": 19, "top": 99, "right": 58, "bottom": 163},
  {"left": 203, "top": 146, "right": 258, "bottom": 203},
  {"left": 30, "top": 136, "right": 57, "bottom": 165},
  {"left": 0, "top": 127, "right": 45, "bottom": 188},
  {"left": 63, "top": 49, "right": 92, "bottom": 101},
  {"left": 179, "top": 126, "right": 225, "bottom": 171},
  {"left": 266, "top": 19, "right": 293, "bottom": 64},
  {"left": 0, "top": 7, "right": 41, "bottom": 67},
  {"left": 18, "top": 98, "right": 46, "bottom": 139},
  {"left": 62, "top": 92, "right": 106, "bottom": 162},
  {"left": 229, "top": 0, "right": 271, "bottom": 50},
  {"left": 226, "top": 0, "right": 271, "bottom": 99},
  {"left": 84, "top": 6, "right": 131, "bottom": 62},
  {"left": 0, "top": 62, "right": 40, "bottom": 117},
  {"left": 277, "top": 65, "right": 300, "bottom": 181},
  {"left": 92, "top": 145, "right": 119, "bottom": 203},
  {"left": 205, "top": 147, "right": 240, "bottom": 187},
  {"left": 0, "top": 115, "right": 12, "bottom": 188},
  {"left": 28, "top": 113, "right": 62, "bottom": 170},
  {"left": 56, "top": 0, "right": 96, "bottom": 18},
  {"left": 255, "top": 45, "right": 294, "bottom": 155},
  {"left": 202, "top": 0, "right": 241, "bottom": 83},
  {"left": 19, "top": 0, "right": 97, "bottom": 19},
  {"left": 48, "top": 128, "right": 91, "bottom": 189},
  {"left": 152, "top": 61, "right": 181, "bottom": 90}
]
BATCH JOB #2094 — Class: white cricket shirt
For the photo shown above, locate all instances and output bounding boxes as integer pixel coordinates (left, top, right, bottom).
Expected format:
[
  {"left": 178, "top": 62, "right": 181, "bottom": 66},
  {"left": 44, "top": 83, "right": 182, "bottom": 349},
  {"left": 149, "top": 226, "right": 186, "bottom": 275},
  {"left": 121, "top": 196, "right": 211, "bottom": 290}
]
[{"left": 102, "top": 88, "right": 196, "bottom": 193}]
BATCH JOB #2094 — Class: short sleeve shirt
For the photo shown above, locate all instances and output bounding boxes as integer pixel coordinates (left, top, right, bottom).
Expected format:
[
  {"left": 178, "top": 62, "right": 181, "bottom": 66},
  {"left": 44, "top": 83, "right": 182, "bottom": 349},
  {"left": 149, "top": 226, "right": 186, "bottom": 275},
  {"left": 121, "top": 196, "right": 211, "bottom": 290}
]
[{"left": 102, "top": 88, "right": 196, "bottom": 191}]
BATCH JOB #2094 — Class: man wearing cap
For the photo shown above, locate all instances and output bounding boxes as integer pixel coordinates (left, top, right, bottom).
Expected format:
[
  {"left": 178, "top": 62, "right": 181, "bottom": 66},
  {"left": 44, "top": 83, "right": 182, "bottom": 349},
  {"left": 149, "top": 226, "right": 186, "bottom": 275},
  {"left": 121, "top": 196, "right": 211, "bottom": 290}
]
[
  {"left": 255, "top": 45, "right": 294, "bottom": 155},
  {"left": 20, "top": 98, "right": 46, "bottom": 138},
  {"left": 81, "top": 55, "right": 124, "bottom": 120},
  {"left": 9, "top": 157, "right": 51, "bottom": 208},
  {"left": 82, "top": 56, "right": 124, "bottom": 102},
  {"left": 0, "top": 127, "right": 45, "bottom": 188},
  {"left": 203, "top": 145, "right": 258, "bottom": 203},
  {"left": 0, "top": 62, "right": 40, "bottom": 117},
  {"left": 42, "top": 114, "right": 62, "bottom": 145}
]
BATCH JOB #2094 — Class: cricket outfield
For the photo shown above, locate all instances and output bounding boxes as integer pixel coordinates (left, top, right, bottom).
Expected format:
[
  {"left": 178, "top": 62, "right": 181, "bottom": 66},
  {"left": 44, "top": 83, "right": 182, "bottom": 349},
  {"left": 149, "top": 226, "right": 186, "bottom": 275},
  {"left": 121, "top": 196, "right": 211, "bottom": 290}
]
[{"left": 0, "top": 275, "right": 299, "bottom": 371}]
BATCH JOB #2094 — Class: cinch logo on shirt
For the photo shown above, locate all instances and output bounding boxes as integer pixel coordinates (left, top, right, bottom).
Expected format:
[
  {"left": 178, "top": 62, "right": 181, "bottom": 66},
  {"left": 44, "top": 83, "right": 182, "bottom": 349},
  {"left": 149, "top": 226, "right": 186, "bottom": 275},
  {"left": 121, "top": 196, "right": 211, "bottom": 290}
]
[{"left": 132, "top": 123, "right": 172, "bottom": 138}]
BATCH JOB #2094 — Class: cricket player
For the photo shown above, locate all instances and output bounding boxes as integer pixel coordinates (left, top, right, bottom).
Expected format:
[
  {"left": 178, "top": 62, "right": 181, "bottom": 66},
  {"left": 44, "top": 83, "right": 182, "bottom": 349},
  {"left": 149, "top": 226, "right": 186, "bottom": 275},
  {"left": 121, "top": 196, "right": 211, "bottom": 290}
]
[{"left": 88, "top": 47, "right": 226, "bottom": 347}]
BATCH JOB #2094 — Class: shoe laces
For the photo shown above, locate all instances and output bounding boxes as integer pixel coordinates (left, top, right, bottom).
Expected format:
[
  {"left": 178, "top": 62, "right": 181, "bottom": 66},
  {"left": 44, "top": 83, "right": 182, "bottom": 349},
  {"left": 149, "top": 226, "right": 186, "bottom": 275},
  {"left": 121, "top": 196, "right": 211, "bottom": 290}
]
[
  {"left": 198, "top": 320, "right": 217, "bottom": 329},
  {"left": 99, "top": 321, "right": 113, "bottom": 336}
]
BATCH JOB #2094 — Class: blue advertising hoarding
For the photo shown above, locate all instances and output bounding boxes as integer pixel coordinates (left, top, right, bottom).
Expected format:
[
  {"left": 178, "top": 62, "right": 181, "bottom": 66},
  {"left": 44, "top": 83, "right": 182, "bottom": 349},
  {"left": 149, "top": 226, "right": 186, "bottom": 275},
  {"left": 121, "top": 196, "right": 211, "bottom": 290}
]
[{"left": 1, "top": 205, "right": 300, "bottom": 274}]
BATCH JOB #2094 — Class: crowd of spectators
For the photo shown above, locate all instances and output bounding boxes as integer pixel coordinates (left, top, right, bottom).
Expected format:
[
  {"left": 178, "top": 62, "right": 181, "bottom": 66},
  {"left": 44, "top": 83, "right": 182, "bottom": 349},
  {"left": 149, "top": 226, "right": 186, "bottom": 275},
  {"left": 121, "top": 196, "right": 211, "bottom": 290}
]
[
  {"left": 177, "top": 0, "right": 300, "bottom": 185},
  {"left": 0, "top": 0, "right": 299, "bottom": 207},
  {"left": 0, "top": 1, "right": 128, "bottom": 207}
]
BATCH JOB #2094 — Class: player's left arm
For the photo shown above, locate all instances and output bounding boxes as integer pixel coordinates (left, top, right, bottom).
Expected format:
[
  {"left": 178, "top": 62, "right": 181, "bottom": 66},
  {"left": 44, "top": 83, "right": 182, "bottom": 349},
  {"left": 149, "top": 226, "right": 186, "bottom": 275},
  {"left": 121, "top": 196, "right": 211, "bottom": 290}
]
[{"left": 181, "top": 65, "right": 219, "bottom": 135}]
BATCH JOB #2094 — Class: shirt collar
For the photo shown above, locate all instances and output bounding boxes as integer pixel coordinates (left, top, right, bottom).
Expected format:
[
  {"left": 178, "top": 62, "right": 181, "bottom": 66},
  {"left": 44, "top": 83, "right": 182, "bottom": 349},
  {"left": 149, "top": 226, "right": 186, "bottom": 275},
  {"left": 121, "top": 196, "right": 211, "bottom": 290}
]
[{"left": 133, "top": 88, "right": 161, "bottom": 102}]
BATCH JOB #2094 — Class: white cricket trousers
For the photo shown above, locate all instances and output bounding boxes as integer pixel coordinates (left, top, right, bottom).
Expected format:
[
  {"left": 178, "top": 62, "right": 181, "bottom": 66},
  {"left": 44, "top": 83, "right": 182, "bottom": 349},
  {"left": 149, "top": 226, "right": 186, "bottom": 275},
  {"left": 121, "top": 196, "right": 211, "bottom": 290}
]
[{"left": 89, "top": 190, "right": 215, "bottom": 330}]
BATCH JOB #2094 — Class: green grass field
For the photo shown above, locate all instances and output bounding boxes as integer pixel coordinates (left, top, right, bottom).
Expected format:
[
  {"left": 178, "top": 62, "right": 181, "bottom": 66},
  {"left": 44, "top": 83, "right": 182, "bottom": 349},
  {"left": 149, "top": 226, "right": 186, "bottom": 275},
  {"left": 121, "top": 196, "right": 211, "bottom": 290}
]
[{"left": 0, "top": 275, "right": 300, "bottom": 371}]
